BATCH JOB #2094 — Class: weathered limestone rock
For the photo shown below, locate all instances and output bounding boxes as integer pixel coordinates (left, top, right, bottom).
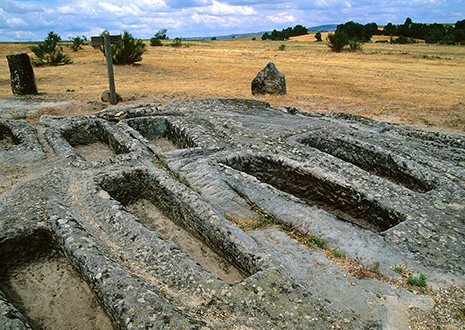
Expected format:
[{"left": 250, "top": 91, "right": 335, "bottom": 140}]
[
  {"left": 101, "top": 89, "right": 122, "bottom": 103},
  {"left": 1, "top": 98, "right": 464, "bottom": 329},
  {"left": 251, "top": 62, "right": 287, "bottom": 95},
  {"left": 6, "top": 52, "right": 38, "bottom": 96}
]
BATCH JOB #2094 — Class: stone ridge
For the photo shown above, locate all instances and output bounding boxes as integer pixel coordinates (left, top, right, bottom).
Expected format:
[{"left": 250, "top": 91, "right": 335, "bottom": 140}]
[{"left": 0, "top": 98, "right": 464, "bottom": 329}]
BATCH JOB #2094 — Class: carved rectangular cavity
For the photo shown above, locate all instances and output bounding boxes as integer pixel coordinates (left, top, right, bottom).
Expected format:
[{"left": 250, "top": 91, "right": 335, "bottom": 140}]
[
  {"left": 0, "top": 229, "right": 113, "bottom": 330},
  {"left": 0, "top": 124, "right": 19, "bottom": 149},
  {"left": 223, "top": 155, "right": 405, "bottom": 232},
  {"left": 126, "top": 117, "right": 196, "bottom": 151},
  {"left": 62, "top": 121, "right": 128, "bottom": 161},
  {"left": 99, "top": 170, "right": 251, "bottom": 284},
  {"left": 300, "top": 135, "right": 433, "bottom": 193}
]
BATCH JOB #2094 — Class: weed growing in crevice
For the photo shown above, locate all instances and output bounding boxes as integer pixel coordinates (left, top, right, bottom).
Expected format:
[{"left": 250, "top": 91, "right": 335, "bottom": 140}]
[
  {"left": 348, "top": 257, "right": 384, "bottom": 280},
  {"left": 330, "top": 249, "right": 347, "bottom": 259},
  {"left": 225, "top": 205, "right": 431, "bottom": 295},
  {"left": 407, "top": 273, "right": 427, "bottom": 288},
  {"left": 282, "top": 223, "right": 325, "bottom": 248}
]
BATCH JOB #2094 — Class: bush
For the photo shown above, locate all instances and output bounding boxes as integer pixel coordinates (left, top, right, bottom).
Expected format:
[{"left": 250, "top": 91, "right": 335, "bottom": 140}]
[
  {"left": 150, "top": 37, "right": 163, "bottom": 46},
  {"left": 327, "top": 31, "right": 349, "bottom": 52},
  {"left": 69, "top": 36, "right": 86, "bottom": 51},
  {"left": 150, "top": 29, "right": 168, "bottom": 47},
  {"left": 315, "top": 32, "right": 322, "bottom": 42},
  {"left": 394, "top": 35, "right": 416, "bottom": 44},
  {"left": 347, "top": 39, "right": 363, "bottom": 52},
  {"left": 96, "top": 31, "right": 146, "bottom": 65},
  {"left": 171, "top": 37, "right": 182, "bottom": 48},
  {"left": 278, "top": 44, "right": 286, "bottom": 51},
  {"left": 441, "top": 30, "right": 465, "bottom": 45},
  {"left": 30, "top": 31, "right": 72, "bottom": 66}
]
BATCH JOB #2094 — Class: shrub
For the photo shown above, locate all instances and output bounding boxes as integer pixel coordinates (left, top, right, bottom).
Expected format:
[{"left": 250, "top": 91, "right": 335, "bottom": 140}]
[
  {"left": 150, "top": 29, "right": 168, "bottom": 47},
  {"left": 315, "top": 32, "right": 322, "bottom": 42},
  {"left": 150, "top": 37, "right": 163, "bottom": 47},
  {"left": 394, "top": 35, "right": 416, "bottom": 44},
  {"left": 95, "top": 31, "right": 147, "bottom": 65},
  {"left": 327, "top": 31, "right": 349, "bottom": 52},
  {"left": 69, "top": 36, "right": 86, "bottom": 51},
  {"left": 278, "top": 44, "right": 286, "bottom": 51},
  {"left": 30, "top": 31, "right": 72, "bottom": 66},
  {"left": 172, "top": 37, "right": 182, "bottom": 48},
  {"left": 347, "top": 39, "right": 363, "bottom": 52}
]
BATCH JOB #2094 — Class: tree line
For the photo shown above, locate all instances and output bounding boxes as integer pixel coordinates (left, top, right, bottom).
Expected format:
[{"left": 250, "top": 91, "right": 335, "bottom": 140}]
[
  {"left": 336, "top": 18, "right": 465, "bottom": 45},
  {"left": 380, "top": 18, "right": 465, "bottom": 44},
  {"left": 261, "top": 25, "right": 308, "bottom": 40},
  {"left": 261, "top": 19, "right": 465, "bottom": 45}
]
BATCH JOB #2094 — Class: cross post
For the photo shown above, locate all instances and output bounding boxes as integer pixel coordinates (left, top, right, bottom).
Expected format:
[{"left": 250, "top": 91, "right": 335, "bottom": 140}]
[{"left": 91, "top": 32, "right": 122, "bottom": 105}]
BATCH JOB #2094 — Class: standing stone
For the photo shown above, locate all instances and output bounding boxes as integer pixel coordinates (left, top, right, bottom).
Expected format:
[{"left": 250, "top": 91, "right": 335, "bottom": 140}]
[
  {"left": 7, "top": 52, "right": 38, "bottom": 96},
  {"left": 251, "top": 62, "right": 287, "bottom": 95}
]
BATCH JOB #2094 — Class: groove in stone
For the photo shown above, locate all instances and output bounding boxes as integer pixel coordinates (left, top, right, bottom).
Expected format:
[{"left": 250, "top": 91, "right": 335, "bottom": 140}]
[
  {"left": 0, "top": 124, "right": 19, "bottom": 148},
  {"left": 99, "top": 170, "right": 251, "bottom": 283},
  {"left": 126, "top": 117, "right": 196, "bottom": 151},
  {"left": 61, "top": 121, "right": 128, "bottom": 161},
  {"left": 223, "top": 155, "right": 406, "bottom": 232},
  {"left": 0, "top": 229, "right": 113, "bottom": 330},
  {"left": 300, "top": 134, "right": 434, "bottom": 193}
]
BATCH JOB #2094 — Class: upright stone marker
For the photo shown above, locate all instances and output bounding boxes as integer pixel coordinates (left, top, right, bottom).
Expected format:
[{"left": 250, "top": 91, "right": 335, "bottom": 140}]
[
  {"left": 251, "top": 62, "right": 287, "bottom": 95},
  {"left": 91, "top": 32, "right": 122, "bottom": 105},
  {"left": 7, "top": 52, "right": 38, "bottom": 95}
]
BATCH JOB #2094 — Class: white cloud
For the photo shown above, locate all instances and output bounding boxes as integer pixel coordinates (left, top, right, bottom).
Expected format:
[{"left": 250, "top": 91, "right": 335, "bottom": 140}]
[
  {"left": 0, "top": 0, "right": 463, "bottom": 41},
  {"left": 267, "top": 12, "right": 295, "bottom": 24},
  {"left": 6, "top": 16, "right": 25, "bottom": 26},
  {"left": 198, "top": 0, "right": 256, "bottom": 15}
]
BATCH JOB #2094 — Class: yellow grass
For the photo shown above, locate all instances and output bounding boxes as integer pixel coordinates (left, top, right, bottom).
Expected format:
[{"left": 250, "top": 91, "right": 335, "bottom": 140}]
[{"left": 1, "top": 38, "right": 464, "bottom": 134}]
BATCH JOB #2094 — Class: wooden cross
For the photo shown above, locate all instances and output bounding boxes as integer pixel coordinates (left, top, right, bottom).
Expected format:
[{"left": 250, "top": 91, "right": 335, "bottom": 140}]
[{"left": 91, "top": 32, "right": 122, "bottom": 105}]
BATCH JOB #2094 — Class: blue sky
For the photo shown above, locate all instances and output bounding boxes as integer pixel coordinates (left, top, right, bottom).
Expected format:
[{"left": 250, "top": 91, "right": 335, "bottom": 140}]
[{"left": 0, "top": 0, "right": 463, "bottom": 41}]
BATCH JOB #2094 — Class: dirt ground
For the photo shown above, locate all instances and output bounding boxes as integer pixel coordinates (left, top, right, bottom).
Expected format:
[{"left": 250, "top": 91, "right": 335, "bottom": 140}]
[
  {"left": 0, "top": 37, "right": 464, "bottom": 135},
  {"left": 0, "top": 254, "right": 114, "bottom": 330},
  {"left": 127, "top": 199, "right": 246, "bottom": 284}
]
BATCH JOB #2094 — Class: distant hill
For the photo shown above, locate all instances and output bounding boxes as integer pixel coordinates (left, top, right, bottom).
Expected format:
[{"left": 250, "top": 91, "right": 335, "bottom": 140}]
[
  {"left": 307, "top": 24, "right": 338, "bottom": 32},
  {"left": 185, "top": 24, "right": 338, "bottom": 40}
]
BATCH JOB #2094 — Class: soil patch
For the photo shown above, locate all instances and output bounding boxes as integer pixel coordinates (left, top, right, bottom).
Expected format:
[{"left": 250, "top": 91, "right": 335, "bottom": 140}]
[
  {"left": 127, "top": 199, "right": 246, "bottom": 284},
  {"left": 149, "top": 137, "right": 178, "bottom": 152},
  {"left": 74, "top": 141, "right": 115, "bottom": 161},
  {"left": 0, "top": 254, "right": 114, "bottom": 330}
]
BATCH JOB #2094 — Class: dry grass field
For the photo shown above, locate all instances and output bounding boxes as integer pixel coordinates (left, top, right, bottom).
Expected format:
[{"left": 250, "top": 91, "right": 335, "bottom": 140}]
[{"left": 1, "top": 35, "right": 464, "bottom": 134}]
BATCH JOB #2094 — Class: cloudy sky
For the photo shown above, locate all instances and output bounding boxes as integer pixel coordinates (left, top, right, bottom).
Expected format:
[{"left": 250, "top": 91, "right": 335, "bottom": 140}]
[{"left": 0, "top": 0, "right": 463, "bottom": 41}]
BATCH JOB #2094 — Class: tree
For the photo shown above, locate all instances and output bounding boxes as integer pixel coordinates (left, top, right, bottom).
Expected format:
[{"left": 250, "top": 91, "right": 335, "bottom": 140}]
[
  {"left": 383, "top": 22, "right": 396, "bottom": 36},
  {"left": 112, "top": 31, "right": 146, "bottom": 65},
  {"left": 327, "top": 31, "right": 349, "bottom": 52},
  {"left": 315, "top": 32, "right": 322, "bottom": 42},
  {"left": 262, "top": 25, "right": 308, "bottom": 41},
  {"left": 30, "top": 31, "right": 72, "bottom": 66},
  {"left": 154, "top": 29, "right": 168, "bottom": 40},
  {"left": 262, "top": 32, "right": 271, "bottom": 40},
  {"left": 150, "top": 29, "right": 168, "bottom": 46},
  {"left": 337, "top": 21, "right": 377, "bottom": 42},
  {"left": 455, "top": 19, "right": 465, "bottom": 30}
]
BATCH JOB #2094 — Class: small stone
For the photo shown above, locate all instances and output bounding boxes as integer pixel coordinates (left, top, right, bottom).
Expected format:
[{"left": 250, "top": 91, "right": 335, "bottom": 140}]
[{"left": 101, "top": 89, "right": 122, "bottom": 103}]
